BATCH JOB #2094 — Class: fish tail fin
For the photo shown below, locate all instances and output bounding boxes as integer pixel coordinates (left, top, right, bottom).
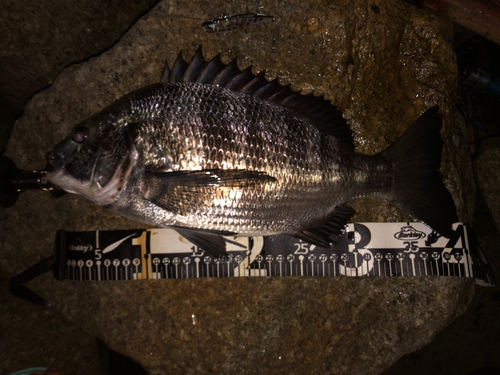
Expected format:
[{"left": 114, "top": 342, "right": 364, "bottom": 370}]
[{"left": 380, "top": 106, "right": 458, "bottom": 237}]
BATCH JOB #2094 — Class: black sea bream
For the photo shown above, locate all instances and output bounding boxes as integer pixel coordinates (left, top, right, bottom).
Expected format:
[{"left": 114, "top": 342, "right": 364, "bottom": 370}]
[{"left": 46, "top": 48, "right": 458, "bottom": 257}]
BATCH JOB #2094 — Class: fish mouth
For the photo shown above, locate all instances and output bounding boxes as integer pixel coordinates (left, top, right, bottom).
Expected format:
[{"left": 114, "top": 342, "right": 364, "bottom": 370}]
[
  {"left": 45, "top": 151, "right": 76, "bottom": 192},
  {"left": 46, "top": 151, "right": 63, "bottom": 173},
  {"left": 45, "top": 147, "right": 136, "bottom": 206},
  {"left": 44, "top": 148, "right": 102, "bottom": 196},
  {"left": 45, "top": 147, "right": 102, "bottom": 189}
]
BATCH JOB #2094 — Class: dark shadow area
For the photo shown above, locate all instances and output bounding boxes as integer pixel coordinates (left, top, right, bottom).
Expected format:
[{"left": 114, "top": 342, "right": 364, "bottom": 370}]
[{"left": 96, "top": 338, "right": 148, "bottom": 375}]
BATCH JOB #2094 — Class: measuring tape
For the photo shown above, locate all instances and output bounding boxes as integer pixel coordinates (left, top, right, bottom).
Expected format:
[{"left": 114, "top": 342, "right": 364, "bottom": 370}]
[{"left": 51, "top": 222, "right": 494, "bottom": 286}]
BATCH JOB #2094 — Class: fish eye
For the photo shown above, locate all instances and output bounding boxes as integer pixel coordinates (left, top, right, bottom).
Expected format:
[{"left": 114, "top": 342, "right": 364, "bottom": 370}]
[{"left": 73, "top": 125, "right": 89, "bottom": 143}]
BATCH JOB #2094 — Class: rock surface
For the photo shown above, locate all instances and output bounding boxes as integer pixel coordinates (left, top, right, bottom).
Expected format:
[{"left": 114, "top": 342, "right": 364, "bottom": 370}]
[
  {"left": 1, "top": 0, "right": 476, "bottom": 374},
  {"left": 0, "top": 0, "right": 157, "bottom": 153},
  {"left": 38, "top": 276, "right": 473, "bottom": 375},
  {"left": 475, "top": 138, "right": 500, "bottom": 233},
  {"left": 0, "top": 283, "right": 103, "bottom": 375}
]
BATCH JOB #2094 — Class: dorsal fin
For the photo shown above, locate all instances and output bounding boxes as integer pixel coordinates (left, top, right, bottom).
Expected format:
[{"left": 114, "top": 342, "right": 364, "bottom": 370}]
[{"left": 162, "top": 47, "right": 353, "bottom": 146}]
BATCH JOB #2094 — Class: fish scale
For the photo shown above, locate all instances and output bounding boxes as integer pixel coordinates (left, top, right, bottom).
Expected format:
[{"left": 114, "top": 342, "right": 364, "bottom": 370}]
[
  {"left": 46, "top": 48, "right": 458, "bottom": 257},
  {"left": 137, "top": 84, "right": 323, "bottom": 176},
  {"left": 111, "top": 85, "right": 371, "bottom": 236}
]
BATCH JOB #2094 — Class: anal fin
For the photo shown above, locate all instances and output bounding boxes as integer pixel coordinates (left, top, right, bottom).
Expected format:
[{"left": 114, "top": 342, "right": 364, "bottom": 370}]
[{"left": 294, "top": 206, "right": 355, "bottom": 247}]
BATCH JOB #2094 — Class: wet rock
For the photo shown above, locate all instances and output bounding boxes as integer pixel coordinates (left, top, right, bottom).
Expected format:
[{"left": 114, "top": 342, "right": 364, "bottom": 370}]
[
  {"left": 37, "top": 276, "right": 473, "bottom": 375},
  {"left": 1, "top": 0, "right": 475, "bottom": 374},
  {"left": 0, "top": 0, "right": 158, "bottom": 153},
  {"left": 475, "top": 138, "right": 500, "bottom": 232}
]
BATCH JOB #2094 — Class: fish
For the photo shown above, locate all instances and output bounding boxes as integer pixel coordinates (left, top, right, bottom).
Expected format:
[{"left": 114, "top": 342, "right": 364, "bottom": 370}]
[
  {"left": 46, "top": 47, "right": 458, "bottom": 258},
  {"left": 202, "top": 13, "right": 275, "bottom": 32}
]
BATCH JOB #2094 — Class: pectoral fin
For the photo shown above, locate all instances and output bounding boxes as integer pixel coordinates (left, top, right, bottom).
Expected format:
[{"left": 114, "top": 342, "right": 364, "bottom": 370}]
[
  {"left": 151, "top": 169, "right": 276, "bottom": 188},
  {"left": 146, "top": 169, "right": 276, "bottom": 216}
]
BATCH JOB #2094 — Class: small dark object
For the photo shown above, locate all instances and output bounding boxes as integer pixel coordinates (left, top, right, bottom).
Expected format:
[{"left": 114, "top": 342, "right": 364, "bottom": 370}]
[
  {"left": 96, "top": 337, "right": 148, "bottom": 375},
  {"left": 202, "top": 13, "right": 275, "bottom": 32},
  {"left": 9, "top": 255, "right": 54, "bottom": 307},
  {"left": 0, "top": 155, "right": 65, "bottom": 207},
  {"left": 466, "top": 68, "right": 500, "bottom": 97}
]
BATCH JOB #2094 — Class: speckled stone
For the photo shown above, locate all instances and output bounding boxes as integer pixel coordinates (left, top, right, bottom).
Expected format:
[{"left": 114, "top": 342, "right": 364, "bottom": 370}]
[
  {"left": 1, "top": 0, "right": 476, "bottom": 374},
  {"left": 33, "top": 276, "right": 474, "bottom": 375}
]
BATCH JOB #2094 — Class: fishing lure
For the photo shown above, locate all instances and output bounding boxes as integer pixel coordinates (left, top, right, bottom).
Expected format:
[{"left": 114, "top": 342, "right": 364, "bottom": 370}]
[{"left": 202, "top": 13, "right": 275, "bottom": 32}]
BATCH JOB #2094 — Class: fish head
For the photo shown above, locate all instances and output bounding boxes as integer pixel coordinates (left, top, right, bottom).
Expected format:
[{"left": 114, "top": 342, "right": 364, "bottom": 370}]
[{"left": 46, "top": 102, "right": 135, "bottom": 206}]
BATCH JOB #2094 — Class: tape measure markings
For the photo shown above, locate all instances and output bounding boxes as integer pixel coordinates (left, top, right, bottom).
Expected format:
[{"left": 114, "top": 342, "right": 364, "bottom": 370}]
[{"left": 53, "top": 223, "right": 495, "bottom": 286}]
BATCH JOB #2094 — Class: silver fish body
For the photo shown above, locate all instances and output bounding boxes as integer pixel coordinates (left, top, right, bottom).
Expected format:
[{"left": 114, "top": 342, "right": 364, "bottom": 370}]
[
  {"left": 47, "top": 49, "right": 457, "bottom": 255},
  {"left": 49, "top": 83, "right": 388, "bottom": 234}
]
